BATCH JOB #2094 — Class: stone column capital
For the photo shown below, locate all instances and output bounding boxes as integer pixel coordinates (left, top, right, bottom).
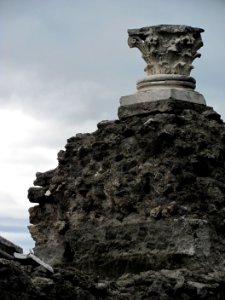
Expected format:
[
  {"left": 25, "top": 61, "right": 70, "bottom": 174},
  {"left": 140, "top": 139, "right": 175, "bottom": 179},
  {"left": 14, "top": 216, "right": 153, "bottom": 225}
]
[
  {"left": 119, "top": 24, "right": 206, "bottom": 110},
  {"left": 128, "top": 24, "right": 204, "bottom": 77}
]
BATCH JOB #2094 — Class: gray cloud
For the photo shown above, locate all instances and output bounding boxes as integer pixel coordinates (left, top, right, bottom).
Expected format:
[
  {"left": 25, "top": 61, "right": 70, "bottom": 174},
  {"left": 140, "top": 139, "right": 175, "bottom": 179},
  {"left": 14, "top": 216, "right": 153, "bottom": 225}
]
[
  {"left": 1, "top": 1, "right": 224, "bottom": 113},
  {"left": 0, "top": 0, "right": 224, "bottom": 119},
  {"left": 0, "top": 66, "right": 119, "bottom": 124}
]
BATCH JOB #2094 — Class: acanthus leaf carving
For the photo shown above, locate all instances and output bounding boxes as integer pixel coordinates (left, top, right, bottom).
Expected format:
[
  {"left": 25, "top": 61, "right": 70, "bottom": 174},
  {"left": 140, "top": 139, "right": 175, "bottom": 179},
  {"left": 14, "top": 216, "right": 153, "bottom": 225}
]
[{"left": 127, "top": 25, "right": 204, "bottom": 76}]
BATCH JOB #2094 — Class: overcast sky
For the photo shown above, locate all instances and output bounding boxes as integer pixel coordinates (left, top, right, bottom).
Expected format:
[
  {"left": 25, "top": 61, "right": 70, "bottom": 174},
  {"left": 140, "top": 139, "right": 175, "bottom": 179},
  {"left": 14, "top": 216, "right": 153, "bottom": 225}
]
[{"left": 0, "top": 0, "right": 224, "bottom": 252}]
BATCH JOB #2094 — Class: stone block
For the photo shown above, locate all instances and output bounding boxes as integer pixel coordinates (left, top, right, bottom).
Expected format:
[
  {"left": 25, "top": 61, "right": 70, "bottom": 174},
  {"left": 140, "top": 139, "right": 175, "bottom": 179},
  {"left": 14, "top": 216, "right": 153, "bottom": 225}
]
[
  {"left": 120, "top": 88, "right": 206, "bottom": 107},
  {"left": 118, "top": 99, "right": 208, "bottom": 119}
]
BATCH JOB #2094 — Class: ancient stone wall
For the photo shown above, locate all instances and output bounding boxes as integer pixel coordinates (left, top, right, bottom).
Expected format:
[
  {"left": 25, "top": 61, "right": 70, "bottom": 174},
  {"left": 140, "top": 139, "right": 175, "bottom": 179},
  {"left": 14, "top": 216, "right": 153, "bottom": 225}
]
[{"left": 26, "top": 100, "right": 225, "bottom": 298}]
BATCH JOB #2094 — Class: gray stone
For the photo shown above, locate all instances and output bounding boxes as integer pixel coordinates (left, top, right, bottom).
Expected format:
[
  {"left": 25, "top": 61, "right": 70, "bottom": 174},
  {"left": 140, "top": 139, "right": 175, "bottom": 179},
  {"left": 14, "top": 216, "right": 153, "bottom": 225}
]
[
  {"left": 0, "top": 235, "right": 23, "bottom": 257},
  {"left": 23, "top": 97, "right": 225, "bottom": 298},
  {"left": 14, "top": 252, "right": 54, "bottom": 273},
  {"left": 121, "top": 24, "right": 206, "bottom": 109},
  {"left": 136, "top": 74, "right": 196, "bottom": 91},
  {"left": 120, "top": 88, "right": 206, "bottom": 107},
  {"left": 128, "top": 24, "right": 204, "bottom": 76},
  {"left": 0, "top": 249, "right": 14, "bottom": 259},
  {"left": 28, "top": 186, "right": 54, "bottom": 203},
  {"left": 118, "top": 99, "right": 208, "bottom": 119}
]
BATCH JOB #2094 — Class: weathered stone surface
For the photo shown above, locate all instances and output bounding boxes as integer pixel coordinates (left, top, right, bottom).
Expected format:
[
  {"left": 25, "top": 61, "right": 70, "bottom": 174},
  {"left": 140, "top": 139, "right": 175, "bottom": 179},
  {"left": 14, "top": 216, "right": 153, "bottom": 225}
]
[
  {"left": 136, "top": 74, "right": 197, "bottom": 90},
  {"left": 14, "top": 252, "right": 54, "bottom": 273},
  {"left": 34, "top": 170, "right": 55, "bottom": 187},
  {"left": 120, "top": 89, "right": 206, "bottom": 106},
  {"left": 23, "top": 99, "right": 225, "bottom": 298},
  {"left": 118, "top": 99, "right": 208, "bottom": 119},
  {"left": 121, "top": 24, "right": 206, "bottom": 108},
  {"left": 1, "top": 100, "right": 225, "bottom": 299},
  {"left": 0, "top": 259, "right": 35, "bottom": 300},
  {"left": 0, "top": 235, "right": 23, "bottom": 258},
  {"left": 1, "top": 257, "right": 225, "bottom": 299},
  {"left": 0, "top": 258, "right": 106, "bottom": 300},
  {"left": 28, "top": 187, "right": 54, "bottom": 203},
  {"left": 128, "top": 24, "right": 204, "bottom": 76}
]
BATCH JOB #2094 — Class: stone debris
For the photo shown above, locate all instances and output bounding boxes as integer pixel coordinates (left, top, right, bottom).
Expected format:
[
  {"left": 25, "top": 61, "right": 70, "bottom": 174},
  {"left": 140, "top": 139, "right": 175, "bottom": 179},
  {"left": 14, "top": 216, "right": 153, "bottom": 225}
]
[
  {"left": 0, "top": 235, "right": 23, "bottom": 259},
  {"left": 14, "top": 252, "right": 54, "bottom": 273},
  {"left": 0, "top": 234, "right": 54, "bottom": 275}
]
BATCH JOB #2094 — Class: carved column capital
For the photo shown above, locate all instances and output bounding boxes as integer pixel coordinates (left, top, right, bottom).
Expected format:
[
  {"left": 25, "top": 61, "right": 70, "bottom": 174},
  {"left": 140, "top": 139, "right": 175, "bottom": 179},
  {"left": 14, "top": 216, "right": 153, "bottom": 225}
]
[
  {"left": 128, "top": 24, "right": 204, "bottom": 77},
  {"left": 119, "top": 24, "right": 206, "bottom": 109}
]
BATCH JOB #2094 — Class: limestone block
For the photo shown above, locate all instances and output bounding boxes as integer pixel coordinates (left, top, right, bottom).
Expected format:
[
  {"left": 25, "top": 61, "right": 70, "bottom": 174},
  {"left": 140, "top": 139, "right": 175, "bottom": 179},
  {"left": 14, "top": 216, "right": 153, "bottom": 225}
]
[{"left": 120, "top": 89, "right": 206, "bottom": 106}]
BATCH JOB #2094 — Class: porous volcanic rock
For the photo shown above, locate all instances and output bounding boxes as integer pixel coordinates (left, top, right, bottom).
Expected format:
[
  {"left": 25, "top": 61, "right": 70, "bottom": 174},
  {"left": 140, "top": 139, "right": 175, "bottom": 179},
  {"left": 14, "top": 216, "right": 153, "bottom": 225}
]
[
  {"left": 0, "top": 258, "right": 109, "bottom": 300},
  {"left": 27, "top": 99, "right": 225, "bottom": 299}
]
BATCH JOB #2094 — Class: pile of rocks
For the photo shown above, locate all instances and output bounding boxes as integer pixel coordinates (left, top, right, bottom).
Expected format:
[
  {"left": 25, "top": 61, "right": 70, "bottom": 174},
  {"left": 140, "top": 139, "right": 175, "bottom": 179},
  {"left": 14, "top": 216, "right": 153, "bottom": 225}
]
[{"left": 0, "top": 258, "right": 108, "bottom": 300}]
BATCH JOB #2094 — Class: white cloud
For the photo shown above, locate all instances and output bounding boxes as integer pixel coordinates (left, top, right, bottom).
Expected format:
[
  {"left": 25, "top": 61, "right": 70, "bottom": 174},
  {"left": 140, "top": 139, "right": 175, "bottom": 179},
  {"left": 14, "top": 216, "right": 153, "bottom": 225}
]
[{"left": 0, "top": 109, "right": 55, "bottom": 225}]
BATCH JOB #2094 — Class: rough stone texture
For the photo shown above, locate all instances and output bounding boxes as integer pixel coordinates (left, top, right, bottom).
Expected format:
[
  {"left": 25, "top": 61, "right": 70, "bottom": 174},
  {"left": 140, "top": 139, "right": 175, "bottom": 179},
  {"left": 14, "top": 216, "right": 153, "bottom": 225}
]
[
  {"left": 0, "top": 259, "right": 36, "bottom": 300},
  {"left": 21, "top": 99, "right": 225, "bottom": 299},
  {"left": 0, "top": 235, "right": 23, "bottom": 259},
  {"left": 0, "top": 258, "right": 107, "bottom": 300},
  {"left": 118, "top": 99, "right": 207, "bottom": 119}
]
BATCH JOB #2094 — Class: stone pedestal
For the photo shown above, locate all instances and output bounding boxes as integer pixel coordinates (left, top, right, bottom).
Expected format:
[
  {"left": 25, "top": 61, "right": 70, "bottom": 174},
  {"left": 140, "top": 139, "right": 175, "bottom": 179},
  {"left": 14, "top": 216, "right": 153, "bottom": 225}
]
[
  {"left": 119, "top": 24, "right": 206, "bottom": 112},
  {"left": 120, "top": 89, "right": 206, "bottom": 106}
]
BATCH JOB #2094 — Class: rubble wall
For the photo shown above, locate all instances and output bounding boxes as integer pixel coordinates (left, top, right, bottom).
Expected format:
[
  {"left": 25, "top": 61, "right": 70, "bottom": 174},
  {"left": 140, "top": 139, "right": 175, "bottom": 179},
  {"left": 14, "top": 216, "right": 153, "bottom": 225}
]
[{"left": 28, "top": 100, "right": 225, "bottom": 287}]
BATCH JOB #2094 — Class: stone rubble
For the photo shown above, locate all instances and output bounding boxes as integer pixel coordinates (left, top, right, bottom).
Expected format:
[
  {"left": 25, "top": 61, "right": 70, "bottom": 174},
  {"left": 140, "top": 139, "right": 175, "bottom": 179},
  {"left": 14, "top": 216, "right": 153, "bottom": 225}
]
[{"left": 0, "top": 235, "right": 23, "bottom": 259}]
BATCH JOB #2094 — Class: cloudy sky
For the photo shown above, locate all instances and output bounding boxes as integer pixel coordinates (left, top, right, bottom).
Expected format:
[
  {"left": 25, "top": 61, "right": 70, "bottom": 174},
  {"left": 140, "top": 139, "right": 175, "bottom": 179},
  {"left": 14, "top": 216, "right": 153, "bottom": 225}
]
[{"left": 0, "top": 0, "right": 224, "bottom": 253}]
